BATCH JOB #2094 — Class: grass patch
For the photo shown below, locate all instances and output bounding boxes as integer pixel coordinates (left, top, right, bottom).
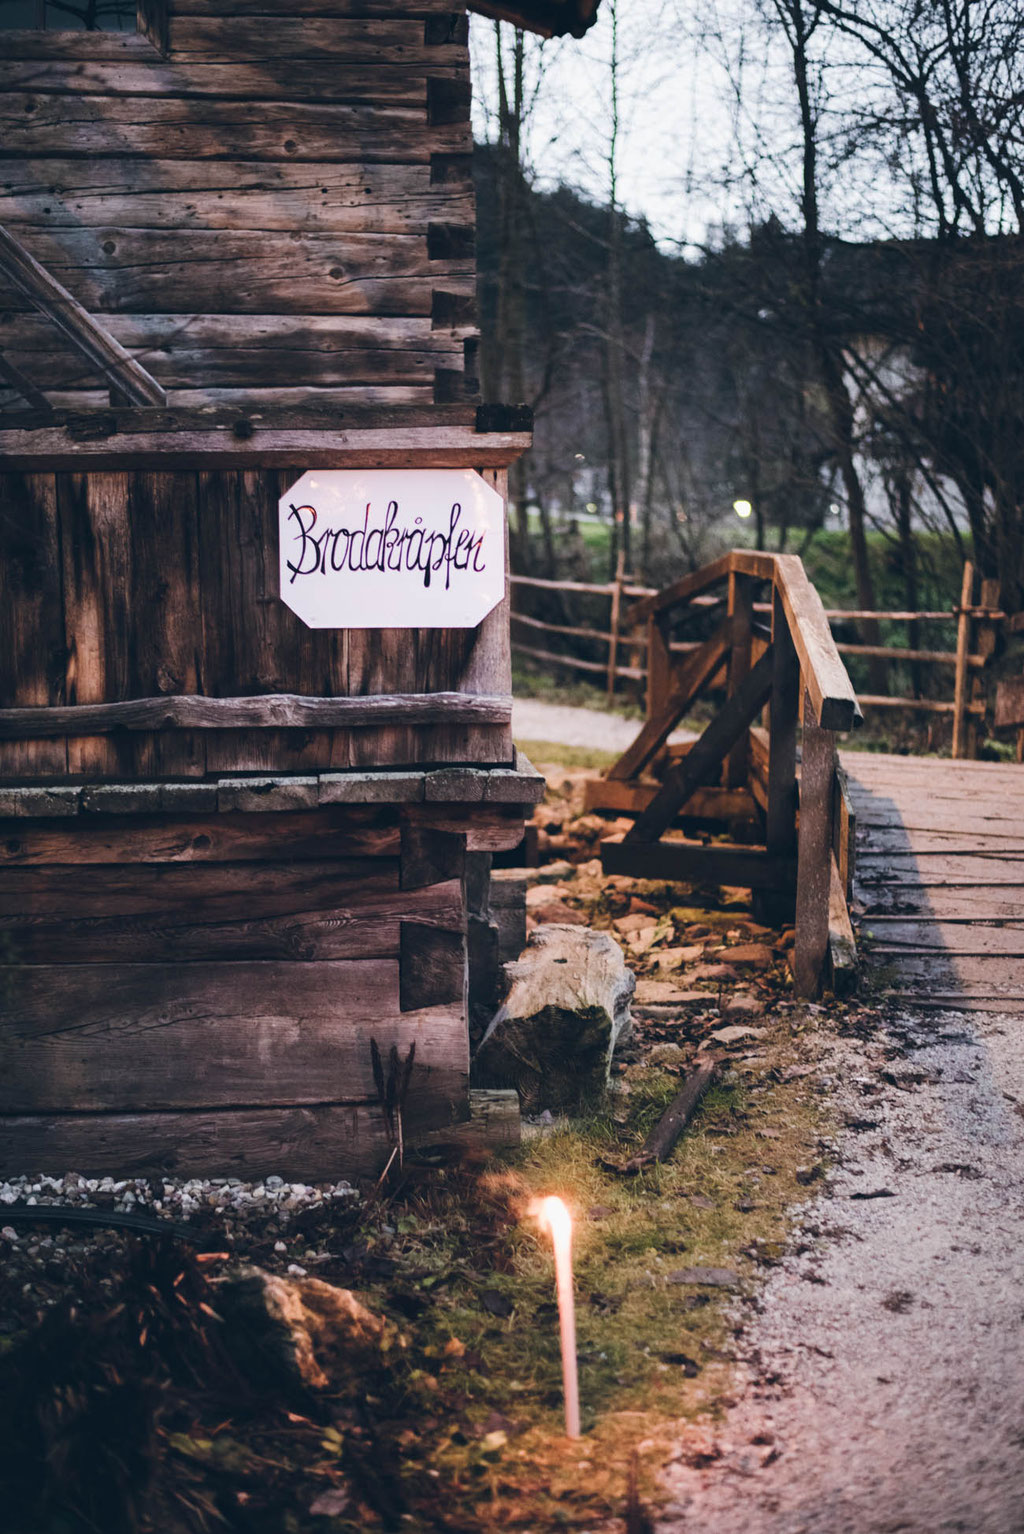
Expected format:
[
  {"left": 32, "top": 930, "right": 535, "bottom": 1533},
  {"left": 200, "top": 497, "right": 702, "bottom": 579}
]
[
  {"left": 514, "top": 738, "right": 621, "bottom": 772},
  {"left": 335, "top": 1009, "right": 829, "bottom": 1530}
]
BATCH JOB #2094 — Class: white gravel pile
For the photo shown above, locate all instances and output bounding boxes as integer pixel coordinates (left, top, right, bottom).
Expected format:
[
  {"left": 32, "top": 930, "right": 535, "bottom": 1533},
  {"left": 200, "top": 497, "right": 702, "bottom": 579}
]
[{"left": 0, "top": 1171, "right": 358, "bottom": 1222}]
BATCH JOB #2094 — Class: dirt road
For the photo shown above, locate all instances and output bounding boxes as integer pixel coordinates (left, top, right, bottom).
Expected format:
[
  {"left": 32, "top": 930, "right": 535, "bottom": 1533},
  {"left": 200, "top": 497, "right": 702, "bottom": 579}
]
[{"left": 659, "top": 1002, "right": 1024, "bottom": 1534}]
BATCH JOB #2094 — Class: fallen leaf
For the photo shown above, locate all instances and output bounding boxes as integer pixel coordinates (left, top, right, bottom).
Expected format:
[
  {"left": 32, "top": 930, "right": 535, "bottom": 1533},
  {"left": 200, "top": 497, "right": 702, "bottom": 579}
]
[{"left": 709, "top": 1025, "right": 767, "bottom": 1045}]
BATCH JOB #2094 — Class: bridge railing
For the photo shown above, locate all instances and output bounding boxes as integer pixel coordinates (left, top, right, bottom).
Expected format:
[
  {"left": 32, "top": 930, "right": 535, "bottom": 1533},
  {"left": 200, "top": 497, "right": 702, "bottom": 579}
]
[{"left": 592, "top": 549, "right": 862, "bottom": 999}]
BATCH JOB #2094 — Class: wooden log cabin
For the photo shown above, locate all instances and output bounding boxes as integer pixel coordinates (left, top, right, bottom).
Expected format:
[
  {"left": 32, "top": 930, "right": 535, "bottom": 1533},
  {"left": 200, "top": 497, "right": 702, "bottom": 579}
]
[{"left": 0, "top": 0, "right": 599, "bottom": 1178}]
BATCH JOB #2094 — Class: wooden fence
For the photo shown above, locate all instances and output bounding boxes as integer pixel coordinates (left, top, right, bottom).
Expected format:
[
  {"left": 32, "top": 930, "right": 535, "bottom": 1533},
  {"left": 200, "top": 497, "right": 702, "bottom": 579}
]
[{"left": 510, "top": 558, "right": 1008, "bottom": 760}]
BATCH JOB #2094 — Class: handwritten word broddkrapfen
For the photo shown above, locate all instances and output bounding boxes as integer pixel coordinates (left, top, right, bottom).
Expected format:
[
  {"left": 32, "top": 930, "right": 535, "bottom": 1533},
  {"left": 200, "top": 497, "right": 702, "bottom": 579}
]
[{"left": 286, "top": 500, "right": 487, "bottom": 591}]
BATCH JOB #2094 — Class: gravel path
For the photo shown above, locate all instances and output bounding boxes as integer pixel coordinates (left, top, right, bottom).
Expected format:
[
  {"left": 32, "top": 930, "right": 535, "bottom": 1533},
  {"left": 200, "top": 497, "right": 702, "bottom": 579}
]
[
  {"left": 512, "top": 698, "right": 694, "bottom": 751},
  {"left": 659, "top": 1002, "right": 1024, "bottom": 1534}
]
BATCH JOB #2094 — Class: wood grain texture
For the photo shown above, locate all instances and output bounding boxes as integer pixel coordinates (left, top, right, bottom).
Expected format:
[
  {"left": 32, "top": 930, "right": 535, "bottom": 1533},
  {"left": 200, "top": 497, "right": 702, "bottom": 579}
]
[
  {"left": 0, "top": 959, "right": 467, "bottom": 1112},
  {"left": 0, "top": 473, "right": 67, "bottom": 779},
  {"left": 0, "top": 859, "right": 399, "bottom": 920},
  {"left": 0, "top": 1097, "right": 467, "bottom": 1180},
  {"left": 0, "top": 809, "right": 398, "bottom": 865},
  {"left": 844, "top": 749, "right": 1024, "bottom": 1012},
  {"left": 0, "top": 95, "right": 468, "bottom": 162}
]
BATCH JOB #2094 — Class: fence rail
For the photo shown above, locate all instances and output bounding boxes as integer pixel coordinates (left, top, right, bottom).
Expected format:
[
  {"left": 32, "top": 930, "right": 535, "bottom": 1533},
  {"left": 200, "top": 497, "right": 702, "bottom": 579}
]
[{"left": 509, "top": 560, "right": 1010, "bottom": 758}]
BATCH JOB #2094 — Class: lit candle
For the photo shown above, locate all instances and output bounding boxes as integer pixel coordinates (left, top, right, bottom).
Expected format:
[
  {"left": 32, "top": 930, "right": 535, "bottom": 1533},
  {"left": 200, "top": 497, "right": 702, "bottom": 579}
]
[{"left": 535, "top": 1195, "right": 580, "bottom": 1439}]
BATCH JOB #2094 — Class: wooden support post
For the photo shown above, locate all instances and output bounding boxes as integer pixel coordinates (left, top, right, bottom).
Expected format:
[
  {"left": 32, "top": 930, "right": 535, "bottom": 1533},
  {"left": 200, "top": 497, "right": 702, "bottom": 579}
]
[
  {"left": 967, "top": 576, "right": 1000, "bottom": 759},
  {"left": 607, "top": 550, "right": 625, "bottom": 703},
  {"left": 792, "top": 689, "right": 835, "bottom": 999},
  {"left": 725, "top": 571, "right": 754, "bottom": 787},
  {"left": 765, "top": 587, "right": 799, "bottom": 860},
  {"left": 755, "top": 586, "right": 800, "bottom": 926},
  {"left": 952, "top": 561, "right": 975, "bottom": 760}
]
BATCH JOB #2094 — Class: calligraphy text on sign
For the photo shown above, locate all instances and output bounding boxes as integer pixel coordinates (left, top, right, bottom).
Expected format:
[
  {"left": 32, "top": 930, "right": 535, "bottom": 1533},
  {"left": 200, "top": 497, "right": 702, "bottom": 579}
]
[{"left": 278, "top": 469, "right": 505, "bottom": 630}]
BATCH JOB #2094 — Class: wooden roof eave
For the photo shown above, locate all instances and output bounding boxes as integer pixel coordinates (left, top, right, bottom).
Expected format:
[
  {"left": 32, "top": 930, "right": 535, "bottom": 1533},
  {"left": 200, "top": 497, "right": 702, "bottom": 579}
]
[{"left": 467, "top": 0, "right": 602, "bottom": 39}]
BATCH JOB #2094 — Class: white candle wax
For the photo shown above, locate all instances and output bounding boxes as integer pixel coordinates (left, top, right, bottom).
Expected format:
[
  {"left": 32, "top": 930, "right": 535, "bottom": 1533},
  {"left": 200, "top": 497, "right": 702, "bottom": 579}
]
[{"left": 537, "top": 1195, "right": 580, "bottom": 1439}]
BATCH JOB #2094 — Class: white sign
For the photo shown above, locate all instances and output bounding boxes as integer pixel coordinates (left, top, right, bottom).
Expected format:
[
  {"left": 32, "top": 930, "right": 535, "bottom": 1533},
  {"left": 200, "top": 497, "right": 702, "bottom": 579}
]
[{"left": 278, "top": 469, "right": 506, "bottom": 630}]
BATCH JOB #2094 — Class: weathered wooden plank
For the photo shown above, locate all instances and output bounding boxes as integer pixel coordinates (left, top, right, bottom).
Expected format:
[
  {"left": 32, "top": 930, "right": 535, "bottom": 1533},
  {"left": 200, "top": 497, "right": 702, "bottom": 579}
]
[
  {"left": 0, "top": 959, "right": 467, "bottom": 1112},
  {"left": 162, "top": 17, "right": 464, "bottom": 64},
  {"left": 0, "top": 691, "right": 515, "bottom": 740},
  {"left": 876, "top": 954, "right": 1024, "bottom": 995},
  {"left": 0, "top": 227, "right": 473, "bottom": 317},
  {"left": 399, "top": 922, "right": 466, "bottom": 1011},
  {"left": 0, "top": 421, "right": 529, "bottom": 472},
  {"left": 601, "top": 835, "right": 795, "bottom": 890},
  {"left": 403, "top": 803, "right": 528, "bottom": 852},
  {"left": 0, "top": 1098, "right": 465, "bottom": 1181},
  {"left": 862, "top": 920, "right": 1024, "bottom": 955},
  {"left": 765, "top": 585, "right": 799, "bottom": 862},
  {"left": 0, "top": 94, "right": 468, "bottom": 162},
  {"left": 582, "top": 777, "right": 754, "bottom": 820},
  {"left": 792, "top": 690, "right": 835, "bottom": 998},
  {"left": 0, "top": 859, "right": 398, "bottom": 920},
  {"left": 857, "top": 829, "right": 1024, "bottom": 854},
  {"left": 0, "top": 810, "right": 398, "bottom": 866},
  {"left": 828, "top": 853, "right": 857, "bottom": 994},
  {"left": 173, "top": 0, "right": 462, "bottom": 14},
  {"left": 0, "top": 314, "right": 467, "bottom": 392},
  {"left": 859, "top": 887, "right": 1024, "bottom": 920},
  {"left": 57, "top": 470, "right": 134, "bottom": 779},
  {"left": 0, "top": 472, "right": 67, "bottom": 780},
  {"left": 0, "top": 61, "right": 464, "bottom": 103},
  {"left": 856, "top": 855, "right": 1024, "bottom": 886},
  {"left": 773, "top": 556, "right": 859, "bottom": 731},
  {"left": 0, "top": 877, "right": 464, "bottom": 965},
  {"left": 0, "top": 162, "right": 473, "bottom": 235}
]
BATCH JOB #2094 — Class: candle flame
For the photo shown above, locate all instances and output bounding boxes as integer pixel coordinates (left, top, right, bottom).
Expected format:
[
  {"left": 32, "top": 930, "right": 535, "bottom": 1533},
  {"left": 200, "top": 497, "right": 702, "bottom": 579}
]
[{"left": 534, "top": 1195, "right": 573, "bottom": 1255}]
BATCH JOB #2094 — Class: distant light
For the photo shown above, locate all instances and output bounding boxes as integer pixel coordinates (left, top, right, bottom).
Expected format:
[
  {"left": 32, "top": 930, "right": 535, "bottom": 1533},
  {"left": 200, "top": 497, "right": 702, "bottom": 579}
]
[
  {"left": 586, "top": 502, "right": 597, "bottom": 513},
  {"left": 733, "top": 499, "right": 753, "bottom": 519},
  {"left": 574, "top": 452, "right": 586, "bottom": 461},
  {"left": 829, "top": 502, "right": 842, "bottom": 517}
]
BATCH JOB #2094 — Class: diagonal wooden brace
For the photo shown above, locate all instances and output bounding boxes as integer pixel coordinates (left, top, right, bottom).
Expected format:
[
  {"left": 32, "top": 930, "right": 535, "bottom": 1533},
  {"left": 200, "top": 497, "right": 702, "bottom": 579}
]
[
  {"left": 607, "top": 624, "right": 731, "bottom": 782},
  {"left": 0, "top": 223, "right": 166, "bottom": 407},
  {"left": 625, "top": 643, "right": 775, "bottom": 843}
]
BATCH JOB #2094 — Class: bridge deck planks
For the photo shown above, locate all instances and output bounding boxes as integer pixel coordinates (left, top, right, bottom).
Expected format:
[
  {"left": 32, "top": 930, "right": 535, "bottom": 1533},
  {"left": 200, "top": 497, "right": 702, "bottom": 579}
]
[{"left": 842, "top": 751, "right": 1024, "bottom": 1010}]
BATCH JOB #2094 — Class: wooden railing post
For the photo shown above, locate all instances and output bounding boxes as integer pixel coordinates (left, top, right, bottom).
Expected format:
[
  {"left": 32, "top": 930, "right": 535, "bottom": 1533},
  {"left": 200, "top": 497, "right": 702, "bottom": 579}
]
[
  {"left": 725, "top": 570, "right": 755, "bottom": 787},
  {"left": 968, "top": 576, "right": 1001, "bottom": 758},
  {"left": 606, "top": 550, "right": 625, "bottom": 703},
  {"left": 793, "top": 687, "right": 835, "bottom": 999},
  {"left": 765, "top": 585, "right": 799, "bottom": 848},
  {"left": 952, "top": 561, "right": 975, "bottom": 759}
]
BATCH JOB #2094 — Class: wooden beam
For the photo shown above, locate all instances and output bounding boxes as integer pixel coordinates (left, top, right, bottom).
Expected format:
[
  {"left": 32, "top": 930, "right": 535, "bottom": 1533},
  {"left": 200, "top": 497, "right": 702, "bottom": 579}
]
[
  {"left": 952, "top": 561, "right": 975, "bottom": 759},
  {"left": 792, "top": 688, "right": 835, "bottom": 999},
  {"left": 607, "top": 625, "right": 731, "bottom": 782},
  {"left": 828, "top": 852, "right": 858, "bottom": 995},
  {"left": 0, "top": 691, "right": 513, "bottom": 740},
  {"left": 601, "top": 835, "right": 796, "bottom": 890},
  {"left": 772, "top": 555, "right": 860, "bottom": 731},
  {"left": 765, "top": 586, "right": 799, "bottom": 861},
  {"left": 725, "top": 572, "right": 754, "bottom": 787},
  {"left": 583, "top": 777, "right": 754, "bottom": 821},
  {"left": 624, "top": 552, "right": 736, "bottom": 628},
  {"left": 625, "top": 645, "right": 775, "bottom": 843},
  {"left": 0, "top": 222, "right": 166, "bottom": 407}
]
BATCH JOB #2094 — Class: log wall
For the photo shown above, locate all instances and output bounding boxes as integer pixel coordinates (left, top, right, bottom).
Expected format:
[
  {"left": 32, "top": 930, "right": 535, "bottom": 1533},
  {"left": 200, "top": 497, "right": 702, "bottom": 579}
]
[
  {"left": 0, "top": 789, "right": 536, "bottom": 1179},
  {"left": 0, "top": 1, "right": 478, "bottom": 411}
]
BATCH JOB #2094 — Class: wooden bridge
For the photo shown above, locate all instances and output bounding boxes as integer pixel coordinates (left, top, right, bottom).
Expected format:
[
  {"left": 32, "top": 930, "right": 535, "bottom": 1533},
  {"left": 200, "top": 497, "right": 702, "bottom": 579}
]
[{"left": 588, "top": 549, "right": 1022, "bottom": 1004}]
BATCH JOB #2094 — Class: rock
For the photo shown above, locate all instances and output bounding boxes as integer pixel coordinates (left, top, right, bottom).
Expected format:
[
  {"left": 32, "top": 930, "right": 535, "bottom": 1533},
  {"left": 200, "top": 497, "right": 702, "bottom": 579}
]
[
  {"left": 473, "top": 924, "right": 635, "bottom": 1111},
  {"left": 710, "top": 1024, "right": 767, "bottom": 1045},
  {"left": 529, "top": 900, "right": 588, "bottom": 926},
  {"left": 614, "top": 913, "right": 658, "bottom": 935},
  {"left": 648, "top": 1043, "right": 689, "bottom": 1069},
  {"left": 634, "top": 979, "right": 708, "bottom": 1005},
  {"left": 667, "top": 1266, "right": 741, "bottom": 1288},
  {"left": 216, "top": 1267, "right": 393, "bottom": 1391},
  {"left": 721, "top": 993, "right": 764, "bottom": 1023},
  {"left": 724, "top": 943, "right": 775, "bottom": 969},
  {"left": 689, "top": 963, "right": 737, "bottom": 983},
  {"left": 652, "top": 944, "right": 705, "bottom": 970}
]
